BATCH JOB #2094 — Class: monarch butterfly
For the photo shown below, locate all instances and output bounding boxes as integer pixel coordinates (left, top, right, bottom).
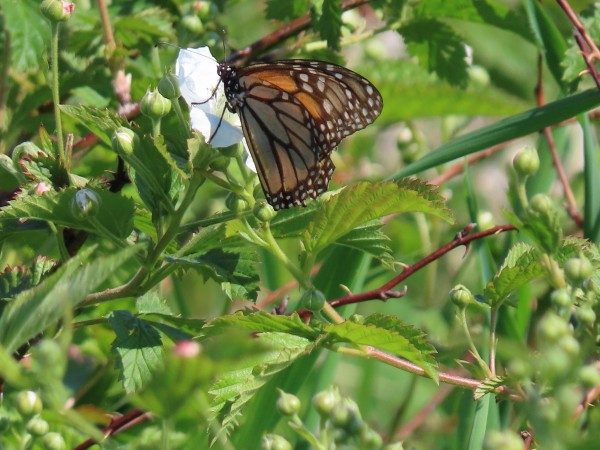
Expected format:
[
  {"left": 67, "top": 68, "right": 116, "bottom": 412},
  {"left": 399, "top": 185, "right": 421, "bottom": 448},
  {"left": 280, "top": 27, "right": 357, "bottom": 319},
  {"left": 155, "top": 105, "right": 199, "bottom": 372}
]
[{"left": 178, "top": 48, "right": 383, "bottom": 210}]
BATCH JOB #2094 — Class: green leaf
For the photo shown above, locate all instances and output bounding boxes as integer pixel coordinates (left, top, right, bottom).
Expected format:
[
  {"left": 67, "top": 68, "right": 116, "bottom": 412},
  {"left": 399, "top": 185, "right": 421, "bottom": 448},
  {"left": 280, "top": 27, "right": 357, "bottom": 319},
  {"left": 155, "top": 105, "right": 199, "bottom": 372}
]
[
  {"left": 474, "top": 376, "right": 505, "bottom": 400},
  {"left": 0, "top": 187, "right": 135, "bottom": 240},
  {"left": 401, "top": 19, "right": 469, "bottom": 88},
  {"left": 205, "top": 311, "right": 319, "bottom": 340},
  {"left": 2, "top": 0, "right": 49, "bottom": 73},
  {"left": 19, "top": 148, "right": 69, "bottom": 189},
  {"left": 315, "top": 0, "right": 342, "bottom": 50},
  {"left": 266, "top": 0, "right": 308, "bottom": 20},
  {"left": 0, "top": 245, "right": 139, "bottom": 353},
  {"left": 0, "top": 256, "right": 56, "bottom": 301},
  {"left": 334, "top": 220, "right": 394, "bottom": 267},
  {"left": 113, "top": 8, "right": 175, "bottom": 46},
  {"left": 270, "top": 201, "right": 320, "bottom": 238},
  {"left": 165, "top": 248, "right": 260, "bottom": 301},
  {"left": 304, "top": 180, "right": 453, "bottom": 254},
  {"left": 392, "top": 89, "right": 600, "bottom": 178},
  {"left": 136, "top": 291, "right": 173, "bottom": 315},
  {"left": 60, "top": 105, "right": 127, "bottom": 147},
  {"left": 209, "top": 332, "right": 315, "bottom": 442},
  {"left": 483, "top": 243, "right": 543, "bottom": 307},
  {"left": 109, "top": 310, "right": 164, "bottom": 393},
  {"left": 324, "top": 313, "right": 438, "bottom": 381}
]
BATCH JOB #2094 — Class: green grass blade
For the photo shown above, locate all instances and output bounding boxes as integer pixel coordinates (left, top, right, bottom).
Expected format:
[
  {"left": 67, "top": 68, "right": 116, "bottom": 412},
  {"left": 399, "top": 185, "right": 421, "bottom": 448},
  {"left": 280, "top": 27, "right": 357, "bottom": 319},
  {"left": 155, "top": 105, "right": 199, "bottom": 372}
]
[{"left": 581, "top": 113, "right": 600, "bottom": 241}]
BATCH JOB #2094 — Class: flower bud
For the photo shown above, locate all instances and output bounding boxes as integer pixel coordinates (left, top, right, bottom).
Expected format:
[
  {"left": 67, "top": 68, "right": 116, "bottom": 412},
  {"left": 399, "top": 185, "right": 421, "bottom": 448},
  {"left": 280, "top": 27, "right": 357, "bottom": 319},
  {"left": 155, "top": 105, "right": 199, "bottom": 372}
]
[
  {"left": 449, "top": 284, "right": 475, "bottom": 308},
  {"left": 196, "top": 1, "right": 217, "bottom": 19},
  {"left": 112, "top": 127, "right": 139, "bottom": 157},
  {"left": 276, "top": 390, "right": 301, "bottom": 416},
  {"left": 173, "top": 340, "right": 201, "bottom": 358},
  {"left": 140, "top": 89, "right": 171, "bottom": 120},
  {"left": 513, "top": 146, "right": 540, "bottom": 178},
  {"left": 26, "top": 417, "right": 49, "bottom": 436},
  {"left": 557, "top": 335, "right": 580, "bottom": 357},
  {"left": 15, "top": 391, "right": 43, "bottom": 417},
  {"left": 43, "top": 432, "right": 66, "bottom": 450},
  {"left": 261, "top": 434, "right": 292, "bottom": 450},
  {"left": 476, "top": 211, "right": 494, "bottom": 231},
  {"left": 253, "top": 200, "right": 276, "bottom": 222},
  {"left": 41, "top": 0, "right": 74, "bottom": 22},
  {"left": 181, "top": 14, "right": 204, "bottom": 34},
  {"left": 209, "top": 155, "right": 230, "bottom": 172},
  {"left": 483, "top": 430, "right": 524, "bottom": 450},
  {"left": 219, "top": 143, "right": 244, "bottom": 158},
  {"left": 564, "top": 255, "right": 593, "bottom": 285},
  {"left": 158, "top": 72, "right": 181, "bottom": 100},
  {"left": 579, "top": 365, "right": 600, "bottom": 388},
  {"left": 359, "top": 425, "right": 383, "bottom": 447},
  {"left": 72, "top": 189, "right": 101, "bottom": 219},
  {"left": 550, "top": 288, "right": 571, "bottom": 308},
  {"left": 529, "top": 194, "right": 553, "bottom": 215},
  {"left": 312, "top": 387, "right": 339, "bottom": 417},
  {"left": 575, "top": 306, "right": 596, "bottom": 327},
  {"left": 299, "top": 288, "right": 326, "bottom": 312},
  {"left": 537, "top": 313, "right": 570, "bottom": 343},
  {"left": 225, "top": 193, "right": 249, "bottom": 212},
  {"left": 331, "top": 397, "right": 362, "bottom": 432}
]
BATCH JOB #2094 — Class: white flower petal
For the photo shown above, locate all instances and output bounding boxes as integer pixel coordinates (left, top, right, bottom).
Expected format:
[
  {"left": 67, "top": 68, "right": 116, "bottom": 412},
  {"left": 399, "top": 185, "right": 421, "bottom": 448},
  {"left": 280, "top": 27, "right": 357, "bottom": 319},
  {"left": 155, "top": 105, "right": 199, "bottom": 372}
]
[{"left": 190, "top": 108, "right": 244, "bottom": 148}]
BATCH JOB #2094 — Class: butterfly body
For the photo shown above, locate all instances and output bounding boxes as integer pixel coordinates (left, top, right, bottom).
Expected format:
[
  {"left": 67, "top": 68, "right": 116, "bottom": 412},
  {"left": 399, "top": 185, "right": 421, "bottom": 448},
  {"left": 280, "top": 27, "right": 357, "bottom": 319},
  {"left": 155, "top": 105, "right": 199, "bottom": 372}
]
[{"left": 217, "top": 59, "right": 383, "bottom": 210}]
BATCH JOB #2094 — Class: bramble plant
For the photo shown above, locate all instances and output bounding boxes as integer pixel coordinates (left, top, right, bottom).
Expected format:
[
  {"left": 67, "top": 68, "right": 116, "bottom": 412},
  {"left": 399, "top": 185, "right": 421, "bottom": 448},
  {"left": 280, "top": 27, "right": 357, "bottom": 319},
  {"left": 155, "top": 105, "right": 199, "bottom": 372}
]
[{"left": 0, "top": 1, "right": 600, "bottom": 449}]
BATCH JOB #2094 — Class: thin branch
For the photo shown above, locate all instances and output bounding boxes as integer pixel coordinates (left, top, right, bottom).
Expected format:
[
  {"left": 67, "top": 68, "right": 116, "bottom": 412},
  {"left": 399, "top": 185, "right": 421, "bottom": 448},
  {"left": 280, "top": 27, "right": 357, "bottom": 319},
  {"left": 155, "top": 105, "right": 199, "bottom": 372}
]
[
  {"left": 73, "top": 409, "right": 151, "bottom": 450},
  {"left": 326, "top": 224, "right": 517, "bottom": 309},
  {"left": 556, "top": 0, "right": 600, "bottom": 89},
  {"left": 225, "top": 0, "right": 373, "bottom": 64}
]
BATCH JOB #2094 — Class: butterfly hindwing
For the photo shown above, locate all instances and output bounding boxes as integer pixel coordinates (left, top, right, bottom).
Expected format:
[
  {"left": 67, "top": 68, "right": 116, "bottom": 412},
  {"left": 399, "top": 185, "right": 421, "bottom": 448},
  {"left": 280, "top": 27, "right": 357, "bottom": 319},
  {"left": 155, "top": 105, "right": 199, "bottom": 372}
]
[{"left": 220, "top": 59, "right": 382, "bottom": 210}]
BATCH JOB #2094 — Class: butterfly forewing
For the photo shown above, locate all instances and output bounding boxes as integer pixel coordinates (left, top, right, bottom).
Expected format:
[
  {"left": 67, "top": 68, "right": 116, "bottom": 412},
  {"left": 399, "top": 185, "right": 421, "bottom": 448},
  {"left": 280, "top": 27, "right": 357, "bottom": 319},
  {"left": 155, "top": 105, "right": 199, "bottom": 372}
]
[{"left": 220, "top": 59, "right": 383, "bottom": 210}]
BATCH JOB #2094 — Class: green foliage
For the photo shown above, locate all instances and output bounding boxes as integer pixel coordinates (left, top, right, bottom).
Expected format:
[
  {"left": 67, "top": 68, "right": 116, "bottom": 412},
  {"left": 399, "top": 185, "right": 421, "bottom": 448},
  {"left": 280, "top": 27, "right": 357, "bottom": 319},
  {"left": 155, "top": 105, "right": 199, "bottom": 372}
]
[{"left": 1, "top": 1, "right": 600, "bottom": 449}]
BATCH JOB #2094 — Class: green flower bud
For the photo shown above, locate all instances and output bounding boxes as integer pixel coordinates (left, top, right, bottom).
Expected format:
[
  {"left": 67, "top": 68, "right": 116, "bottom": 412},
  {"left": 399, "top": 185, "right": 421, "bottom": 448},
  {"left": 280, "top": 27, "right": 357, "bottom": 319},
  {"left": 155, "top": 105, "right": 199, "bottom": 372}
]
[
  {"left": 507, "top": 358, "right": 530, "bottom": 381},
  {"left": 529, "top": 194, "right": 553, "bottom": 215},
  {"left": 225, "top": 193, "right": 249, "bottom": 212},
  {"left": 0, "top": 416, "right": 10, "bottom": 434},
  {"left": 219, "top": 143, "right": 244, "bottom": 158},
  {"left": 313, "top": 389, "right": 339, "bottom": 417},
  {"left": 476, "top": 211, "right": 494, "bottom": 231},
  {"left": 15, "top": 391, "right": 43, "bottom": 417},
  {"left": 543, "top": 348, "right": 571, "bottom": 378},
  {"left": 467, "top": 65, "right": 490, "bottom": 87},
  {"left": 564, "top": 255, "right": 593, "bottom": 285},
  {"left": 181, "top": 14, "right": 204, "bottom": 34},
  {"left": 112, "top": 127, "right": 139, "bottom": 157},
  {"left": 550, "top": 288, "right": 571, "bottom": 308},
  {"left": 359, "top": 425, "right": 383, "bottom": 447},
  {"left": 196, "top": 1, "right": 217, "bottom": 19},
  {"left": 41, "top": 0, "right": 74, "bottom": 23},
  {"left": 483, "top": 430, "right": 524, "bottom": 450},
  {"left": 43, "top": 432, "right": 66, "bottom": 450},
  {"left": 555, "top": 386, "right": 580, "bottom": 416},
  {"left": 513, "top": 146, "right": 540, "bottom": 178},
  {"left": 140, "top": 89, "right": 171, "bottom": 120},
  {"left": 537, "top": 313, "right": 570, "bottom": 343},
  {"left": 157, "top": 72, "right": 181, "bottom": 100},
  {"left": 449, "top": 284, "right": 475, "bottom": 308},
  {"left": 261, "top": 434, "right": 292, "bottom": 450},
  {"left": 26, "top": 417, "right": 49, "bottom": 436},
  {"left": 253, "top": 200, "right": 276, "bottom": 222},
  {"left": 331, "top": 398, "right": 362, "bottom": 432},
  {"left": 71, "top": 189, "right": 101, "bottom": 219},
  {"left": 276, "top": 390, "right": 301, "bottom": 416},
  {"left": 575, "top": 306, "right": 596, "bottom": 327},
  {"left": 299, "top": 288, "right": 326, "bottom": 312},
  {"left": 209, "top": 155, "right": 230, "bottom": 172},
  {"left": 579, "top": 365, "right": 600, "bottom": 388},
  {"left": 557, "top": 335, "right": 580, "bottom": 358}
]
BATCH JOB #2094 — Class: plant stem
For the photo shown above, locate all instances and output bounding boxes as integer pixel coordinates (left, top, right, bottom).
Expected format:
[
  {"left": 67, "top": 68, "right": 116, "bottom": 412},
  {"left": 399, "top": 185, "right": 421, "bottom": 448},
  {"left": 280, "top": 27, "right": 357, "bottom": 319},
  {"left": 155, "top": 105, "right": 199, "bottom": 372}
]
[
  {"left": 50, "top": 21, "right": 66, "bottom": 171},
  {"left": 458, "top": 308, "right": 493, "bottom": 378},
  {"left": 263, "top": 223, "right": 307, "bottom": 287}
]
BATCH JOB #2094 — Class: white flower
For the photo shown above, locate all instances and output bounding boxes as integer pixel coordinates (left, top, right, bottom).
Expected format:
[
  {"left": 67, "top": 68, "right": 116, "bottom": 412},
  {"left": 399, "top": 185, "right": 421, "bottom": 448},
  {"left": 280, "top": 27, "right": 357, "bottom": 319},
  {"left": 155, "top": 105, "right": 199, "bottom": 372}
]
[{"left": 176, "top": 47, "right": 245, "bottom": 149}]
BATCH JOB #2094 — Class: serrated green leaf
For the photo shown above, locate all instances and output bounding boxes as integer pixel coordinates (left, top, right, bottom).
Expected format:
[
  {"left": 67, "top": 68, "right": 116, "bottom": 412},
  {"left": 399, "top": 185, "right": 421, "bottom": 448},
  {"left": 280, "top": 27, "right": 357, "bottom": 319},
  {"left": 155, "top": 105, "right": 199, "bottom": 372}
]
[
  {"left": 474, "top": 376, "right": 505, "bottom": 400},
  {"left": 2, "top": 0, "right": 49, "bottom": 73},
  {"left": 0, "top": 245, "right": 139, "bottom": 353},
  {"left": 270, "top": 201, "right": 320, "bottom": 238},
  {"left": 136, "top": 291, "right": 173, "bottom": 315},
  {"left": 483, "top": 243, "right": 543, "bottom": 307},
  {"left": 324, "top": 314, "right": 438, "bottom": 381},
  {"left": 205, "top": 311, "right": 319, "bottom": 340},
  {"left": 521, "top": 204, "right": 563, "bottom": 255},
  {"left": 209, "top": 332, "right": 315, "bottom": 442},
  {"left": 109, "top": 310, "right": 164, "bottom": 393},
  {"left": 113, "top": 8, "right": 175, "bottom": 46},
  {"left": 19, "top": 149, "right": 69, "bottom": 189},
  {"left": 316, "top": 0, "right": 342, "bottom": 50},
  {"left": 0, "top": 187, "right": 134, "bottom": 240},
  {"left": 0, "top": 256, "right": 56, "bottom": 302},
  {"left": 166, "top": 248, "right": 260, "bottom": 301},
  {"left": 181, "top": 223, "right": 248, "bottom": 256},
  {"left": 141, "top": 313, "right": 206, "bottom": 339},
  {"left": 401, "top": 19, "right": 469, "bottom": 88},
  {"left": 334, "top": 220, "right": 394, "bottom": 267},
  {"left": 304, "top": 180, "right": 452, "bottom": 254},
  {"left": 60, "top": 105, "right": 127, "bottom": 147}
]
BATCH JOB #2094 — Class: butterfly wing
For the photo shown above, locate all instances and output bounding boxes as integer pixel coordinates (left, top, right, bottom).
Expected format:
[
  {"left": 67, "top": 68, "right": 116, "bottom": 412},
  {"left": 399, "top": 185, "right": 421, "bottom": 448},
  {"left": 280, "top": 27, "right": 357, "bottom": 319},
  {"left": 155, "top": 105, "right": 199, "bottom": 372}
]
[{"left": 234, "top": 60, "right": 383, "bottom": 210}]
